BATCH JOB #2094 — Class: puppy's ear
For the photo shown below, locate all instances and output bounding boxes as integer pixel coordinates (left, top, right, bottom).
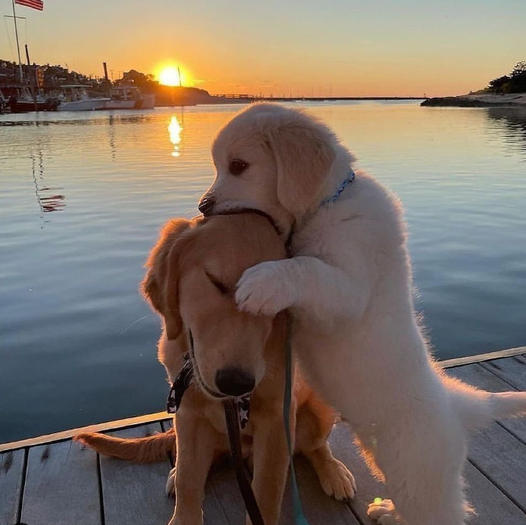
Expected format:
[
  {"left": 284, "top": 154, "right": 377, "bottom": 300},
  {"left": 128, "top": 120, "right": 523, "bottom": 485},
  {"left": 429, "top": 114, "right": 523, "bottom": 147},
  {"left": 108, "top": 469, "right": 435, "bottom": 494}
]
[
  {"left": 268, "top": 122, "right": 335, "bottom": 220},
  {"left": 142, "top": 219, "right": 193, "bottom": 340}
]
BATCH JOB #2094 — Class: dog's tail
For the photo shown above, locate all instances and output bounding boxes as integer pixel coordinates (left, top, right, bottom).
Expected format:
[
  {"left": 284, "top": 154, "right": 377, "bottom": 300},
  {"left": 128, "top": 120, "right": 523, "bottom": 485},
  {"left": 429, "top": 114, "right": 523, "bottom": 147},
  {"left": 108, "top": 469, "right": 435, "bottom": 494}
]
[
  {"left": 74, "top": 428, "right": 176, "bottom": 463},
  {"left": 489, "top": 391, "right": 526, "bottom": 419},
  {"left": 447, "top": 376, "right": 526, "bottom": 430}
]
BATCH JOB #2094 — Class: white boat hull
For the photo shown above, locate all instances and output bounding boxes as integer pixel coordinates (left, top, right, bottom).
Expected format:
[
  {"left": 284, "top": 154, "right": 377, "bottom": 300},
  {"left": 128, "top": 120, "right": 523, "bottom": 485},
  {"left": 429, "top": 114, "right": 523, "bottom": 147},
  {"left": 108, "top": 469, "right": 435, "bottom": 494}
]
[
  {"left": 102, "top": 94, "right": 155, "bottom": 110},
  {"left": 58, "top": 98, "right": 110, "bottom": 111},
  {"left": 103, "top": 100, "right": 137, "bottom": 110},
  {"left": 139, "top": 94, "right": 155, "bottom": 109}
]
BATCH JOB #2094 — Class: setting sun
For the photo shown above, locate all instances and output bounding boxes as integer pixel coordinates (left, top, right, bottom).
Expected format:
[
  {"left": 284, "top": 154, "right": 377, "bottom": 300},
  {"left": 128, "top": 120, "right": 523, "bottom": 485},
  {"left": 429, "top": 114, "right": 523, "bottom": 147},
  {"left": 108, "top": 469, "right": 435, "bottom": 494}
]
[{"left": 158, "top": 66, "right": 182, "bottom": 86}]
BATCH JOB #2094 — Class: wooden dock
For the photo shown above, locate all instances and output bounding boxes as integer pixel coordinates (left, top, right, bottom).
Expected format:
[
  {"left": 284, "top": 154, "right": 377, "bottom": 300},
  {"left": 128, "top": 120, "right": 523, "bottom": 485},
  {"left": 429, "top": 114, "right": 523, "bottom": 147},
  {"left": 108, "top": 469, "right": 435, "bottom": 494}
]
[{"left": 1, "top": 346, "right": 526, "bottom": 525}]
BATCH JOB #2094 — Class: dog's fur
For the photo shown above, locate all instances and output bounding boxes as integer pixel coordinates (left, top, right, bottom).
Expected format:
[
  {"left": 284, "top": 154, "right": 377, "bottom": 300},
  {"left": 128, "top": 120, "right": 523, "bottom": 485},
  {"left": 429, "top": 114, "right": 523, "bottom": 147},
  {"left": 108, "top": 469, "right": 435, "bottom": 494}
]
[
  {"left": 76, "top": 214, "right": 355, "bottom": 525},
  {"left": 198, "top": 103, "right": 526, "bottom": 525}
]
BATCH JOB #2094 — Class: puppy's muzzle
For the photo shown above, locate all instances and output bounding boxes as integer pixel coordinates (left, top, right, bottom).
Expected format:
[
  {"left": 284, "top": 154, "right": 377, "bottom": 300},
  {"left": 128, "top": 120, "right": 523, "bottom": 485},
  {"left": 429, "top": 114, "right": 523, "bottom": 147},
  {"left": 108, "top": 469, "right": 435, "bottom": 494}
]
[
  {"left": 215, "top": 367, "right": 255, "bottom": 397},
  {"left": 198, "top": 195, "right": 215, "bottom": 216}
]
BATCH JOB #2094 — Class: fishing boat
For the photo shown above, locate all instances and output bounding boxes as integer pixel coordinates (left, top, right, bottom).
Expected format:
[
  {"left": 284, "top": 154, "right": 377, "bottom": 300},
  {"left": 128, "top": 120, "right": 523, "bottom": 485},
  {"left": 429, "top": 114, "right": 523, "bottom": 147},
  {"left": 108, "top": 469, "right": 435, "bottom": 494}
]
[
  {"left": 0, "top": 85, "right": 59, "bottom": 112},
  {"left": 102, "top": 85, "right": 155, "bottom": 110},
  {"left": 0, "top": 90, "right": 8, "bottom": 113},
  {"left": 57, "top": 85, "right": 110, "bottom": 111}
]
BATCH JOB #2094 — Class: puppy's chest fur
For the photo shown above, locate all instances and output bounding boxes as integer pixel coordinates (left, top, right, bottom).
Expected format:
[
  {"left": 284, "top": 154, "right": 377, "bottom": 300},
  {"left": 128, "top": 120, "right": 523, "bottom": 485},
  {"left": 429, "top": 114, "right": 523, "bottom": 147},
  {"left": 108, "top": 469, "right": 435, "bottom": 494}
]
[{"left": 291, "top": 207, "right": 360, "bottom": 267}]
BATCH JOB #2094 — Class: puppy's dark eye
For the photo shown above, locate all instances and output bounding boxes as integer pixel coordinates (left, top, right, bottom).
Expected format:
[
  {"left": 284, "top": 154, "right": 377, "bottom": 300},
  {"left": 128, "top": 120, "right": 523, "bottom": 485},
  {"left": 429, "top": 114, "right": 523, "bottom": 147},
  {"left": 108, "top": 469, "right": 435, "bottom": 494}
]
[
  {"left": 229, "top": 158, "right": 249, "bottom": 176},
  {"left": 206, "top": 272, "right": 229, "bottom": 294}
]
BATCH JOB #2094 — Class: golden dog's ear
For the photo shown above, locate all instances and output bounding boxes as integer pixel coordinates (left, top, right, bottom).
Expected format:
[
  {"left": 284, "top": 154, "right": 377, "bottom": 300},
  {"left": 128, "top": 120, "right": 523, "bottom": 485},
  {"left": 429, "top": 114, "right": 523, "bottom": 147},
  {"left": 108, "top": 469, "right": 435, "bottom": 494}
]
[
  {"left": 268, "top": 123, "right": 335, "bottom": 220},
  {"left": 142, "top": 218, "right": 193, "bottom": 340}
]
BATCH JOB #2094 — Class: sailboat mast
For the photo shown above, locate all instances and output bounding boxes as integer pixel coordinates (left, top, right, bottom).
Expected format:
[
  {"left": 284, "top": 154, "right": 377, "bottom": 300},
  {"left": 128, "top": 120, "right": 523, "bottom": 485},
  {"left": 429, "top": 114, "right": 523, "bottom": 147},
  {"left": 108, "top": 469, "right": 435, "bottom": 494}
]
[{"left": 11, "top": 0, "right": 23, "bottom": 82}]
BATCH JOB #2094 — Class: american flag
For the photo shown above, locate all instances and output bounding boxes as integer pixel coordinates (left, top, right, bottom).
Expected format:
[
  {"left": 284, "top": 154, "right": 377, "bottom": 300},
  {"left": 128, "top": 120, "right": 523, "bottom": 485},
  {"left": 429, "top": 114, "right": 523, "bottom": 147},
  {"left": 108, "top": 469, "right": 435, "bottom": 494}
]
[{"left": 15, "top": 0, "right": 44, "bottom": 11}]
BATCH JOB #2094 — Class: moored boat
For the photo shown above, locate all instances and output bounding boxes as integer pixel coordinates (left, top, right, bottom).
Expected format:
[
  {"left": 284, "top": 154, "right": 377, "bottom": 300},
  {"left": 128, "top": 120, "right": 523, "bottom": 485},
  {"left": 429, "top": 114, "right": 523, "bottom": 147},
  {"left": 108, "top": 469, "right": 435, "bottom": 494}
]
[
  {"left": 0, "top": 85, "right": 59, "bottom": 113},
  {"left": 57, "top": 85, "right": 110, "bottom": 111},
  {"left": 102, "top": 86, "right": 155, "bottom": 110}
]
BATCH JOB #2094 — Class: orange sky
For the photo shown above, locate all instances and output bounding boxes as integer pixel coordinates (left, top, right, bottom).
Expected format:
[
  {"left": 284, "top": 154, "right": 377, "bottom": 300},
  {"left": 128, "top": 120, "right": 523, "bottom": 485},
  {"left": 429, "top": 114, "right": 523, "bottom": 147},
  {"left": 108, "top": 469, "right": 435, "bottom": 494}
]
[{"left": 2, "top": 0, "right": 525, "bottom": 97}]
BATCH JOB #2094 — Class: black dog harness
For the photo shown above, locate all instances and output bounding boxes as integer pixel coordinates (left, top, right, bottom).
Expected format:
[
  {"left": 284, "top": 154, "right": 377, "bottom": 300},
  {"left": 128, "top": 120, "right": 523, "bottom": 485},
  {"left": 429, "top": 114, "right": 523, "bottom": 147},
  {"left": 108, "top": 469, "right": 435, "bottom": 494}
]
[
  {"left": 166, "top": 353, "right": 251, "bottom": 429},
  {"left": 166, "top": 353, "right": 261, "bottom": 524}
]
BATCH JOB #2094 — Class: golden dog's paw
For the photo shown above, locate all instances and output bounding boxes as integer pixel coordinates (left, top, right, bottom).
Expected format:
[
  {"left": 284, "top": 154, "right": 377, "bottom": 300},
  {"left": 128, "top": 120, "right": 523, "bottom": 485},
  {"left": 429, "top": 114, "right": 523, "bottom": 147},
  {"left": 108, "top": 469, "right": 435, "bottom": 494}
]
[
  {"left": 367, "top": 498, "right": 399, "bottom": 524},
  {"left": 166, "top": 466, "right": 176, "bottom": 497},
  {"left": 317, "top": 458, "right": 357, "bottom": 501}
]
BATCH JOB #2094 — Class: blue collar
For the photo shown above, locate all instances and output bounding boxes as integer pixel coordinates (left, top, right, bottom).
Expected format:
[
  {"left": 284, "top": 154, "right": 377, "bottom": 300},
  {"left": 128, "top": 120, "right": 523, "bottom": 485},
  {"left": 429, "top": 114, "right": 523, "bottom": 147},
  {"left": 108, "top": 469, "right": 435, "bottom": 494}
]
[{"left": 320, "top": 168, "right": 355, "bottom": 206}]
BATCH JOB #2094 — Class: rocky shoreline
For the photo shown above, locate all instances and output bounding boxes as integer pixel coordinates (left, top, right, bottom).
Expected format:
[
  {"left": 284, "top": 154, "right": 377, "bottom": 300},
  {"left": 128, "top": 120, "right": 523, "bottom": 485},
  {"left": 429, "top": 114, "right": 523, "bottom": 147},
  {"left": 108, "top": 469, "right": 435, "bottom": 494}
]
[{"left": 422, "top": 93, "right": 526, "bottom": 107}]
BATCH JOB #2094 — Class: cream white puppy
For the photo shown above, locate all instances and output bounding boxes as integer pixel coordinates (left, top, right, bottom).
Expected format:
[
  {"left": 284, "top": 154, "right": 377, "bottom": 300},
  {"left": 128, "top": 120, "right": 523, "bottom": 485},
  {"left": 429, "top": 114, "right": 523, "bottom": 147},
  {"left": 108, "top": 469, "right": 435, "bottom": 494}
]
[{"left": 198, "top": 103, "right": 526, "bottom": 525}]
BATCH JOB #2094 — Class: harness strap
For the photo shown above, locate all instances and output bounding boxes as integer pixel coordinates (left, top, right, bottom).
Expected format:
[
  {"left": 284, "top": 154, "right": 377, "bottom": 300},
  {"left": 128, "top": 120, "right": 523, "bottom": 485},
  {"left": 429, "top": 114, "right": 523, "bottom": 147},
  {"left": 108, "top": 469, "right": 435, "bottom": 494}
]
[
  {"left": 223, "top": 399, "right": 265, "bottom": 525},
  {"left": 283, "top": 316, "right": 310, "bottom": 525}
]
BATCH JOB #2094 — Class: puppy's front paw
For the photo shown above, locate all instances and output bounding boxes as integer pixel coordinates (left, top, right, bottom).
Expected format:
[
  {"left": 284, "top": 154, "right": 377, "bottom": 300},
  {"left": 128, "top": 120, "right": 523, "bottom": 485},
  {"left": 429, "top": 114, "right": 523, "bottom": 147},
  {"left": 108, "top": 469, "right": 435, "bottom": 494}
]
[
  {"left": 367, "top": 498, "right": 399, "bottom": 524},
  {"left": 317, "top": 458, "right": 357, "bottom": 501},
  {"left": 166, "top": 466, "right": 176, "bottom": 497},
  {"left": 236, "top": 261, "right": 296, "bottom": 316}
]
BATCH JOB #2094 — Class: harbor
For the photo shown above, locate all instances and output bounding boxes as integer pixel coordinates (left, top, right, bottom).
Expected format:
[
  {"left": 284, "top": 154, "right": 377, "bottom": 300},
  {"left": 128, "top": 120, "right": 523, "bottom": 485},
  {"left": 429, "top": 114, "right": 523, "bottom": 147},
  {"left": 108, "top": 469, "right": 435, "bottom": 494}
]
[
  {"left": 0, "top": 61, "right": 157, "bottom": 113},
  {"left": 1, "top": 2, "right": 526, "bottom": 524}
]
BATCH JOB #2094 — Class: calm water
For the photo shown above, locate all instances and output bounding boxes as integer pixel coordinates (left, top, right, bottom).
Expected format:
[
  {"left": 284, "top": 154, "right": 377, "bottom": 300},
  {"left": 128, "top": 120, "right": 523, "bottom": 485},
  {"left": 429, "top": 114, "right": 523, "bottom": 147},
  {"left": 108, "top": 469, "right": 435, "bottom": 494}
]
[{"left": 1, "top": 101, "right": 525, "bottom": 442}]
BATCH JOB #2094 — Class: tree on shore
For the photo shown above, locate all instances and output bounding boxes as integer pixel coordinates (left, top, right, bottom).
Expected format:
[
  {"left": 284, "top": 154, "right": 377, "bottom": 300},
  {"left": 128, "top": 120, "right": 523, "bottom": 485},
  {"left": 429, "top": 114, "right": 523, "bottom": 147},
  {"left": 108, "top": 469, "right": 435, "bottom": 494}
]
[{"left": 488, "top": 61, "right": 526, "bottom": 93}]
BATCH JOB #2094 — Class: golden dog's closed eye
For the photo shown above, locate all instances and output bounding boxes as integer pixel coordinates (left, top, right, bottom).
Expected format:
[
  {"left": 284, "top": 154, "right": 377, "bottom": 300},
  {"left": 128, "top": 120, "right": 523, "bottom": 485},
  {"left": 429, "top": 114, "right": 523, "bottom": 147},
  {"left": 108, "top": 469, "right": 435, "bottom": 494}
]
[{"left": 205, "top": 270, "right": 229, "bottom": 294}]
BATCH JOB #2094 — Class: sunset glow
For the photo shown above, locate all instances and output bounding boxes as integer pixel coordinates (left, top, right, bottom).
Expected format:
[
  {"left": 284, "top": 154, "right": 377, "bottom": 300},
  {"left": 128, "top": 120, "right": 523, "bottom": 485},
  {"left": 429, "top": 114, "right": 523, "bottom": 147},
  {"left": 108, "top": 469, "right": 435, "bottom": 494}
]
[
  {"left": 168, "top": 115, "right": 183, "bottom": 157},
  {"left": 6, "top": 0, "right": 525, "bottom": 97},
  {"left": 159, "top": 66, "right": 181, "bottom": 87}
]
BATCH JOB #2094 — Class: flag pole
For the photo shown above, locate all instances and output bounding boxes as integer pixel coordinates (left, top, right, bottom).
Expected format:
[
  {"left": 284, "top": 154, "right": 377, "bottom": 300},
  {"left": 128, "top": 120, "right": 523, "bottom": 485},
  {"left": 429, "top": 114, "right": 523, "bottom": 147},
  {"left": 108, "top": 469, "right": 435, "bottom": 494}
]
[{"left": 11, "top": 0, "right": 23, "bottom": 82}]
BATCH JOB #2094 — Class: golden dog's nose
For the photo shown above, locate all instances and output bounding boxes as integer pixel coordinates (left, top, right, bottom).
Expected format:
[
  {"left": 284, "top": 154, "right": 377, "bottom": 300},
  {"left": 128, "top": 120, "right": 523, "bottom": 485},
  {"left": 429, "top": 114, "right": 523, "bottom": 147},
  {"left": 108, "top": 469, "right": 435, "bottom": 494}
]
[
  {"left": 198, "top": 196, "right": 215, "bottom": 216},
  {"left": 215, "top": 367, "right": 255, "bottom": 397}
]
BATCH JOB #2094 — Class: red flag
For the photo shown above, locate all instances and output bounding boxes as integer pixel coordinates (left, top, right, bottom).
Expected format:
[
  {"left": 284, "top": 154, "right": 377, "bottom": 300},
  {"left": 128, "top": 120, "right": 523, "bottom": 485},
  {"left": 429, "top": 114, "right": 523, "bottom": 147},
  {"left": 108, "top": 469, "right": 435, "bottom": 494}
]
[{"left": 15, "top": 0, "right": 44, "bottom": 11}]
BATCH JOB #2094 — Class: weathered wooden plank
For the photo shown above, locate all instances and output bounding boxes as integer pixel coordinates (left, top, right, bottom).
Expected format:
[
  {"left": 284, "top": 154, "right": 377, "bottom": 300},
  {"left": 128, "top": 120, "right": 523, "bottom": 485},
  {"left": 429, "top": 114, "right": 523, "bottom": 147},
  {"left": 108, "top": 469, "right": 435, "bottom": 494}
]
[
  {"left": 159, "top": 418, "right": 176, "bottom": 468},
  {"left": 99, "top": 423, "right": 175, "bottom": 525},
  {"left": 160, "top": 416, "right": 232, "bottom": 524},
  {"left": 328, "top": 423, "right": 385, "bottom": 524},
  {"left": 482, "top": 356, "right": 526, "bottom": 391},
  {"left": 160, "top": 418, "right": 173, "bottom": 433},
  {"left": 202, "top": 466, "right": 233, "bottom": 525},
  {"left": 441, "top": 346, "right": 526, "bottom": 369},
  {"left": 20, "top": 439, "right": 100, "bottom": 525},
  {"left": 0, "top": 448, "right": 25, "bottom": 525},
  {"left": 161, "top": 417, "right": 261, "bottom": 524},
  {"left": 202, "top": 454, "right": 360, "bottom": 525},
  {"left": 328, "top": 421, "right": 526, "bottom": 525},
  {"left": 0, "top": 411, "right": 170, "bottom": 453},
  {"left": 465, "top": 461, "right": 526, "bottom": 525},
  {"left": 448, "top": 363, "right": 526, "bottom": 442},
  {"left": 468, "top": 422, "right": 526, "bottom": 513},
  {"left": 204, "top": 461, "right": 246, "bottom": 525},
  {"left": 161, "top": 416, "right": 358, "bottom": 524},
  {"left": 282, "top": 454, "right": 361, "bottom": 525}
]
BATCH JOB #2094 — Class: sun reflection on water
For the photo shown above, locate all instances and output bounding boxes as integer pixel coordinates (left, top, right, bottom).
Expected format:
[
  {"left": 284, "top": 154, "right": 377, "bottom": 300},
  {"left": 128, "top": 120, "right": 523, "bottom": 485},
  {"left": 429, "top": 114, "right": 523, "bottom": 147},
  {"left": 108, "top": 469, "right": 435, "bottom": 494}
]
[{"left": 168, "top": 115, "right": 183, "bottom": 157}]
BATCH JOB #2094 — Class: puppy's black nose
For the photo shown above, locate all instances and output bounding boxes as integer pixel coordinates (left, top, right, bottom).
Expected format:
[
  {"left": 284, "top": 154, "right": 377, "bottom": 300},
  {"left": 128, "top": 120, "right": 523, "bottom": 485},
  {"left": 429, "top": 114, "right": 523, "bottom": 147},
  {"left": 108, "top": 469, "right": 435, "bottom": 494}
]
[
  {"left": 198, "top": 196, "right": 215, "bottom": 216},
  {"left": 215, "top": 367, "right": 255, "bottom": 397}
]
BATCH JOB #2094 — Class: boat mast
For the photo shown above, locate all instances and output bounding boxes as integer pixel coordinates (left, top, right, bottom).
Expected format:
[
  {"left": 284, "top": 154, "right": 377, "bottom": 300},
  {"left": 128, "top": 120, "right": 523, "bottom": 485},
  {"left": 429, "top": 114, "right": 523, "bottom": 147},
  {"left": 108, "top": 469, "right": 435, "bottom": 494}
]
[{"left": 11, "top": 0, "right": 23, "bottom": 82}]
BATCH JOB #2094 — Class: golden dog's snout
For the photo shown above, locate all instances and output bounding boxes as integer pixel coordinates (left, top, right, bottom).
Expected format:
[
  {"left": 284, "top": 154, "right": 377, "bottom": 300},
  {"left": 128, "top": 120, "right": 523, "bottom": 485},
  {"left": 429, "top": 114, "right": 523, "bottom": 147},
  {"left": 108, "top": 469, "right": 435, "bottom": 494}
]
[{"left": 215, "top": 367, "right": 255, "bottom": 397}]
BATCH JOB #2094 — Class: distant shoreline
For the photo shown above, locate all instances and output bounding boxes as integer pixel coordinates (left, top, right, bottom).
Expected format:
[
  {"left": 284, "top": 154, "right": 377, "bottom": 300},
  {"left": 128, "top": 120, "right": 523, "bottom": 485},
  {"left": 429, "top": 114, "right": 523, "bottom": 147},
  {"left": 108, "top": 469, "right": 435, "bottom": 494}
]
[
  {"left": 155, "top": 96, "right": 425, "bottom": 107},
  {"left": 244, "top": 96, "right": 424, "bottom": 101},
  {"left": 422, "top": 93, "right": 526, "bottom": 108}
]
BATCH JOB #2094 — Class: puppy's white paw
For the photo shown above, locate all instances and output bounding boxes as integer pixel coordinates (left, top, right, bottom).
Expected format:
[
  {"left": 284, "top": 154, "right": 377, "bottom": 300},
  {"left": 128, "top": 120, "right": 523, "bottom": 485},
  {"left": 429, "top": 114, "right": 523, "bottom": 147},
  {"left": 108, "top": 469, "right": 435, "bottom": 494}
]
[
  {"left": 166, "top": 466, "right": 176, "bottom": 497},
  {"left": 317, "top": 458, "right": 357, "bottom": 501},
  {"left": 235, "top": 261, "right": 296, "bottom": 316},
  {"left": 367, "top": 498, "right": 399, "bottom": 524}
]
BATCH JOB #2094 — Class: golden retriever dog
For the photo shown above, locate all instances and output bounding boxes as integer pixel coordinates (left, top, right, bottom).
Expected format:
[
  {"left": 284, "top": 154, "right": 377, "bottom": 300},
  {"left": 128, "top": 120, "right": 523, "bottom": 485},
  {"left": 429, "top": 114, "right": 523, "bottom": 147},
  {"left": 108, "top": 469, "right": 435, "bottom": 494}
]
[
  {"left": 197, "top": 103, "right": 526, "bottom": 524},
  {"left": 76, "top": 213, "right": 355, "bottom": 525}
]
